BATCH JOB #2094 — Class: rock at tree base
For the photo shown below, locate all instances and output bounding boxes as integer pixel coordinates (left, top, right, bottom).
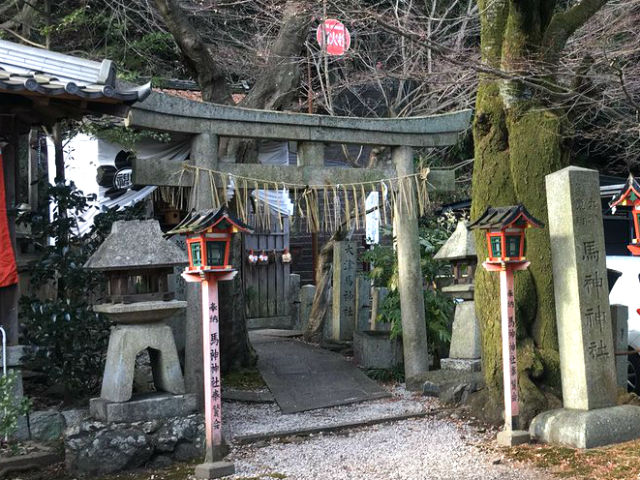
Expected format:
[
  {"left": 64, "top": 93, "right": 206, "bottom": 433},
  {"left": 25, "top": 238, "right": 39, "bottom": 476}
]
[
  {"left": 194, "top": 461, "right": 235, "bottom": 479},
  {"left": 64, "top": 414, "right": 205, "bottom": 475},
  {"left": 531, "top": 166, "right": 640, "bottom": 448},
  {"left": 497, "top": 429, "right": 530, "bottom": 447},
  {"left": 411, "top": 369, "right": 484, "bottom": 401}
]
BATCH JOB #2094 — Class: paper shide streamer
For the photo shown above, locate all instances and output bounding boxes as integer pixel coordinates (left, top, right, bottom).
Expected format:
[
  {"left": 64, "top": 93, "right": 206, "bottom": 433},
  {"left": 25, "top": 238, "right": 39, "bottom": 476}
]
[{"left": 165, "top": 163, "right": 432, "bottom": 232}]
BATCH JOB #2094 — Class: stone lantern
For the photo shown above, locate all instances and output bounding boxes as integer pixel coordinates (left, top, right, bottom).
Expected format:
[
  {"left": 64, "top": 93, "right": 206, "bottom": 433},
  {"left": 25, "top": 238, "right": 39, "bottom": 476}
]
[
  {"left": 435, "top": 220, "right": 477, "bottom": 300},
  {"left": 434, "top": 220, "right": 481, "bottom": 371},
  {"left": 84, "top": 219, "right": 194, "bottom": 422}
]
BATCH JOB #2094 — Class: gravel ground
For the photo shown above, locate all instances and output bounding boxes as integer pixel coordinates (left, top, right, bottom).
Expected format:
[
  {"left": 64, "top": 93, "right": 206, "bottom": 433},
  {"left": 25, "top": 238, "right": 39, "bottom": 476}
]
[
  {"left": 217, "top": 385, "right": 553, "bottom": 480},
  {"left": 225, "top": 415, "right": 551, "bottom": 480},
  {"left": 222, "top": 385, "right": 430, "bottom": 440}
]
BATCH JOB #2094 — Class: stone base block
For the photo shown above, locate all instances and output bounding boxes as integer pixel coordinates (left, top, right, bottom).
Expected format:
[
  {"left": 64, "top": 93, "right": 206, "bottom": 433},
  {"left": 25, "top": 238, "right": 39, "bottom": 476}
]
[
  {"left": 530, "top": 405, "right": 640, "bottom": 448},
  {"left": 65, "top": 413, "right": 204, "bottom": 475},
  {"left": 6, "top": 345, "right": 28, "bottom": 367},
  {"left": 194, "top": 461, "right": 235, "bottom": 479},
  {"left": 448, "top": 301, "right": 481, "bottom": 359},
  {"left": 497, "top": 429, "right": 530, "bottom": 446},
  {"left": 409, "top": 369, "right": 484, "bottom": 396},
  {"left": 354, "top": 330, "right": 402, "bottom": 370},
  {"left": 90, "top": 393, "right": 197, "bottom": 423},
  {"left": 440, "top": 358, "right": 481, "bottom": 372}
]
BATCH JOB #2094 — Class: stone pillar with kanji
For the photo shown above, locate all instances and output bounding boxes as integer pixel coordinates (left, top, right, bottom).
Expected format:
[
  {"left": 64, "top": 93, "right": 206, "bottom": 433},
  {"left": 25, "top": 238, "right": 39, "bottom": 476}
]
[
  {"left": 332, "top": 241, "right": 357, "bottom": 341},
  {"left": 530, "top": 166, "right": 640, "bottom": 449}
]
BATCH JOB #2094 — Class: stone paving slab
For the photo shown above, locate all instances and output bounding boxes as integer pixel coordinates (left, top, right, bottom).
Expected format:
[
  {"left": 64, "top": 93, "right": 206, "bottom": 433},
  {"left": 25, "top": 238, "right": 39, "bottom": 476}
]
[
  {"left": 255, "top": 329, "right": 304, "bottom": 338},
  {"left": 250, "top": 330, "right": 390, "bottom": 413},
  {"left": 222, "top": 389, "right": 275, "bottom": 403}
]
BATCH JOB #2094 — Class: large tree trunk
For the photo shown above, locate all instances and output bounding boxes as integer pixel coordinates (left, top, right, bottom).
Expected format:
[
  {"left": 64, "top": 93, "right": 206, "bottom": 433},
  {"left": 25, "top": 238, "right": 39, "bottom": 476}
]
[
  {"left": 227, "top": 1, "right": 311, "bottom": 161},
  {"left": 471, "top": 0, "right": 607, "bottom": 425},
  {"left": 153, "top": 0, "right": 233, "bottom": 104}
]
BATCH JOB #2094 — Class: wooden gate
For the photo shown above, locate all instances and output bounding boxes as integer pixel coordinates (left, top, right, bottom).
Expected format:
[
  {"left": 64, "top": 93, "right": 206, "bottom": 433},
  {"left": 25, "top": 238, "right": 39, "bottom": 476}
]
[{"left": 243, "top": 215, "right": 291, "bottom": 329}]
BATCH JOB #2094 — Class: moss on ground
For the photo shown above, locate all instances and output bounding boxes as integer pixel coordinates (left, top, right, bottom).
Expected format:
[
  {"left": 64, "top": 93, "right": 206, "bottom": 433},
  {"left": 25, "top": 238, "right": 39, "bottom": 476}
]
[{"left": 222, "top": 367, "right": 266, "bottom": 390}]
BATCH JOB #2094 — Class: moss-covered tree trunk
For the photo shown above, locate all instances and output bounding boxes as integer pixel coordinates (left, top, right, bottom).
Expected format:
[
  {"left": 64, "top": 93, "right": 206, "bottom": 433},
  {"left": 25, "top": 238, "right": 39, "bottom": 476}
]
[{"left": 471, "top": 0, "right": 608, "bottom": 425}]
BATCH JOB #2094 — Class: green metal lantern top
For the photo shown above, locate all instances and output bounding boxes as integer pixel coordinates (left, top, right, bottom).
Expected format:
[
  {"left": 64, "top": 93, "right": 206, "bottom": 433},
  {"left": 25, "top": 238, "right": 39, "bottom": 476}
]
[
  {"left": 468, "top": 205, "right": 544, "bottom": 232},
  {"left": 165, "top": 206, "right": 253, "bottom": 237}
]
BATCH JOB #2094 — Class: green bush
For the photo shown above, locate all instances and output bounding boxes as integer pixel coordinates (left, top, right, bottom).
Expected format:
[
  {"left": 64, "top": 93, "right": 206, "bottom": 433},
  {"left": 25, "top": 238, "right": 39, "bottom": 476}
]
[
  {"left": 18, "top": 181, "right": 145, "bottom": 400},
  {"left": 362, "top": 212, "right": 459, "bottom": 355}
]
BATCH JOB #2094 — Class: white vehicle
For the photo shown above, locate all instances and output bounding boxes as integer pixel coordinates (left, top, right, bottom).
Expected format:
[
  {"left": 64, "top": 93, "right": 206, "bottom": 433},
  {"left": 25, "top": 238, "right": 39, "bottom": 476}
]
[{"left": 607, "top": 255, "right": 640, "bottom": 393}]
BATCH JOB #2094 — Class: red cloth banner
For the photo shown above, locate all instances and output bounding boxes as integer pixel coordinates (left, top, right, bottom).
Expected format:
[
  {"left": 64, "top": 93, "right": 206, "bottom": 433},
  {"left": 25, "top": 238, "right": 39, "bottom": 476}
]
[{"left": 0, "top": 151, "right": 18, "bottom": 287}]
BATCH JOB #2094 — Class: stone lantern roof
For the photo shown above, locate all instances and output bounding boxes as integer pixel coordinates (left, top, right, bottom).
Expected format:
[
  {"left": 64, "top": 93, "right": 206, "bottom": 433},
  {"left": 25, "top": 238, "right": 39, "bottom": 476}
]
[
  {"left": 84, "top": 219, "right": 187, "bottom": 271},
  {"left": 434, "top": 220, "right": 476, "bottom": 261}
]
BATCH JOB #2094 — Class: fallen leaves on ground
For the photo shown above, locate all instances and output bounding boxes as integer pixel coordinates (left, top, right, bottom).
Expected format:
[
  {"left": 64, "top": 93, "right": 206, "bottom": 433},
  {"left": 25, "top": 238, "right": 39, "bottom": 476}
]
[{"left": 504, "top": 439, "right": 640, "bottom": 480}]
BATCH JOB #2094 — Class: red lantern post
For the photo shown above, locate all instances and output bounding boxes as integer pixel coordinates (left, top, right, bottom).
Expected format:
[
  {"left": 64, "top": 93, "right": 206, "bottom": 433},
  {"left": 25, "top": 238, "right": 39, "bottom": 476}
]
[
  {"left": 469, "top": 205, "right": 543, "bottom": 446},
  {"left": 167, "top": 208, "right": 253, "bottom": 479}
]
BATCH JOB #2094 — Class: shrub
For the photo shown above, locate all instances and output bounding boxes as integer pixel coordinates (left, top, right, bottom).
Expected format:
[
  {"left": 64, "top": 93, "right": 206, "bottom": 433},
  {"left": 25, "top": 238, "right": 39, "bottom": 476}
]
[
  {"left": 362, "top": 212, "right": 459, "bottom": 356},
  {"left": 18, "top": 181, "right": 145, "bottom": 401}
]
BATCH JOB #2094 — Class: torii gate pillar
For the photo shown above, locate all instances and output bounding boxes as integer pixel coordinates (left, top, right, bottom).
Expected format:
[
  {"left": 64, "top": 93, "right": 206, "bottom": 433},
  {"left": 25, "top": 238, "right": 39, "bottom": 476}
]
[
  {"left": 392, "top": 146, "right": 430, "bottom": 381},
  {"left": 184, "top": 132, "right": 217, "bottom": 408}
]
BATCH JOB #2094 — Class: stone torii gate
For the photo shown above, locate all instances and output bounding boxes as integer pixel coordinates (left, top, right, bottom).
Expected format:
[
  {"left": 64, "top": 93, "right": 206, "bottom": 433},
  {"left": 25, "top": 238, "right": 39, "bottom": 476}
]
[{"left": 126, "top": 91, "right": 471, "bottom": 394}]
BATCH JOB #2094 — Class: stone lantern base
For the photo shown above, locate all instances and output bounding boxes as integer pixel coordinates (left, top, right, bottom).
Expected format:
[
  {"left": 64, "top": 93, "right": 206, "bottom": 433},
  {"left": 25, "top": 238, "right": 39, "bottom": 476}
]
[{"left": 90, "top": 301, "right": 190, "bottom": 423}]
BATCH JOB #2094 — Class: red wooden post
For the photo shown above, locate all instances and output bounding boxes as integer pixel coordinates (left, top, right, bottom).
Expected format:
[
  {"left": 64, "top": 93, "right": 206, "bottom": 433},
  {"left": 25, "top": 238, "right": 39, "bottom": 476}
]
[
  {"left": 500, "top": 268, "right": 517, "bottom": 429},
  {"left": 183, "top": 269, "right": 236, "bottom": 478},
  {"left": 168, "top": 207, "right": 253, "bottom": 478},
  {"left": 201, "top": 276, "right": 222, "bottom": 454}
]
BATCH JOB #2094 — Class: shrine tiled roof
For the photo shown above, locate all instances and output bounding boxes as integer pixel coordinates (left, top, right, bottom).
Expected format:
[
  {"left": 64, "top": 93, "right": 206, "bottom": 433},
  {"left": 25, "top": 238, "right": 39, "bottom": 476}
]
[
  {"left": 468, "top": 205, "right": 544, "bottom": 230},
  {"left": 609, "top": 174, "right": 640, "bottom": 207},
  {"left": 0, "top": 39, "right": 150, "bottom": 103},
  {"left": 166, "top": 207, "right": 253, "bottom": 236}
]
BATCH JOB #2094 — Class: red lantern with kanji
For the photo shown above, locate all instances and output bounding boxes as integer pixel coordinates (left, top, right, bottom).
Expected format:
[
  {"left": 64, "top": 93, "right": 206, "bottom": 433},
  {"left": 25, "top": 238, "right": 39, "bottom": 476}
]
[{"left": 610, "top": 174, "right": 640, "bottom": 255}]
